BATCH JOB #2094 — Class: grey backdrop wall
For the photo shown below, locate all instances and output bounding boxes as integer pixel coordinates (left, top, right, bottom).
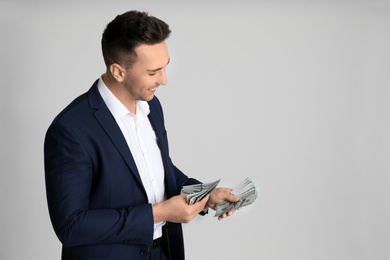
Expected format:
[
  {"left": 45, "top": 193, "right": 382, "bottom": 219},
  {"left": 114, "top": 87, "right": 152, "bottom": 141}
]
[{"left": 1, "top": 1, "right": 389, "bottom": 259}]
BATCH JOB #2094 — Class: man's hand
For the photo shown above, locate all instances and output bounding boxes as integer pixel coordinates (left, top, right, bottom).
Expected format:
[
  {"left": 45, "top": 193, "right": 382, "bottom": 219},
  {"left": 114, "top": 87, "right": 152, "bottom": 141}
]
[
  {"left": 152, "top": 194, "right": 209, "bottom": 223},
  {"left": 207, "top": 188, "right": 240, "bottom": 220}
]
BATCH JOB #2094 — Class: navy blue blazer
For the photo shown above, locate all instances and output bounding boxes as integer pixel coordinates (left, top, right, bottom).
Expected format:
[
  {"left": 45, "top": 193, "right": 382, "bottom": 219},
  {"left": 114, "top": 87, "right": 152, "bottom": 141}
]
[{"left": 44, "top": 80, "right": 200, "bottom": 260}]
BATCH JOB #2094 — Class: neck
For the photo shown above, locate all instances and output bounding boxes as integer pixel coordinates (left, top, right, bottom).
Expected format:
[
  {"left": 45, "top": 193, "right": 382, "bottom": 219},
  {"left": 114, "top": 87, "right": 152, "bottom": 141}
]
[{"left": 102, "top": 73, "right": 137, "bottom": 114}]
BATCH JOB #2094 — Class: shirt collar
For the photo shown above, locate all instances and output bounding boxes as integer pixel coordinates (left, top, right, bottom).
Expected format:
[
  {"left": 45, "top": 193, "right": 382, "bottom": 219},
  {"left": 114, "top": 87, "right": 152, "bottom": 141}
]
[{"left": 97, "top": 77, "right": 150, "bottom": 119}]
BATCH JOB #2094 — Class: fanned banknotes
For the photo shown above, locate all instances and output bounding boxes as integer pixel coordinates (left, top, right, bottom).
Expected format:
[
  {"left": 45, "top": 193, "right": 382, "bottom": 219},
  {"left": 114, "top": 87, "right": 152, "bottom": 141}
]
[
  {"left": 214, "top": 177, "right": 258, "bottom": 217},
  {"left": 181, "top": 179, "right": 220, "bottom": 204}
]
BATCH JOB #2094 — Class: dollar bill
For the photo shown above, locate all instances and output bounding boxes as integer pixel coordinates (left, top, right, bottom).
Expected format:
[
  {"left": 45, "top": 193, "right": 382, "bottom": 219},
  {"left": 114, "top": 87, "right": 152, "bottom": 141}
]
[
  {"left": 181, "top": 179, "right": 220, "bottom": 204},
  {"left": 214, "top": 177, "right": 258, "bottom": 217}
]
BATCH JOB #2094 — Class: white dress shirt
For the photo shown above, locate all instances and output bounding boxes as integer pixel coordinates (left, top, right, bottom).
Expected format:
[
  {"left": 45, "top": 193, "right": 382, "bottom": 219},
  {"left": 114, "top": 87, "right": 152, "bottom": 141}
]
[{"left": 97, "top": 78, "right": 166, "bottom": 239}]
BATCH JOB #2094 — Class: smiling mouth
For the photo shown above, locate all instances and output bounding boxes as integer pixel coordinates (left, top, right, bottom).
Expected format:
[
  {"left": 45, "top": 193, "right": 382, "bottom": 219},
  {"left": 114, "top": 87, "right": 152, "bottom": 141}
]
[{"left": 148, "top": 88, "right": 157, "bottom": 94}]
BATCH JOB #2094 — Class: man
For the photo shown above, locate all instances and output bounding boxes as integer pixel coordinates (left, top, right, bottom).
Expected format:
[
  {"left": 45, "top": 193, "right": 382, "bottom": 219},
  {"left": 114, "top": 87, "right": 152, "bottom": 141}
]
[{"left": 44, "top": 11, "right": 238, "bottom": 260}]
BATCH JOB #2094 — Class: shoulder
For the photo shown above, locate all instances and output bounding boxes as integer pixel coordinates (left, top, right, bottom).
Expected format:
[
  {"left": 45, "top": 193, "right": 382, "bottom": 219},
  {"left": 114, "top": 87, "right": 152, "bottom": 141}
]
[
  {"left": 50, "top": 81, "right": 101, "bottom": 127},
  {"left": 51, "top": 92, "right": 90, "bottom": 127}
]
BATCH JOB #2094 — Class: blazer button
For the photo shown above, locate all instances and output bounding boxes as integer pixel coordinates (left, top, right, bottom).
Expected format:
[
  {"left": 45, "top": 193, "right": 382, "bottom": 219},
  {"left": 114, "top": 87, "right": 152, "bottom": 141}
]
[{"left": 140, "top": 249, "right": 148, "bottom": 256}]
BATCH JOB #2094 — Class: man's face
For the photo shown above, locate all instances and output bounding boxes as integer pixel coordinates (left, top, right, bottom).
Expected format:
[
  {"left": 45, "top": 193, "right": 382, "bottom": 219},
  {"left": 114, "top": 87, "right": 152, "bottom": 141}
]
[{"left": 123, "top": 41, "right": 170, "bottom": 102}]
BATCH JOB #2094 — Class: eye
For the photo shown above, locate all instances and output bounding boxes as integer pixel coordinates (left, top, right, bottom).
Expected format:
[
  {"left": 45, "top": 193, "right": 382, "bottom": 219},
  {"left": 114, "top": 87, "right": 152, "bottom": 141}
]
[{"left": 149, "top": 72, "right": 157, "bottom": 76}]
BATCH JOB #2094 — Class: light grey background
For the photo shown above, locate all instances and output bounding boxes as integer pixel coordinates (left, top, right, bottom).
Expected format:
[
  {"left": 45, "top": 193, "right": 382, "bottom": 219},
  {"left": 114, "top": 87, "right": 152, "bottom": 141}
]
[{"left": 1, "top": 1, "right": 389, "bottom": 259}]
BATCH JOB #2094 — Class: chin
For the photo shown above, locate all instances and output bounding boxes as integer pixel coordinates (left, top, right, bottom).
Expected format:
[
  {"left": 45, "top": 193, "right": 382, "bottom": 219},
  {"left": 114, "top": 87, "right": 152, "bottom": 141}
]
[{"left": 143, "top": 95, "right": 155, "bottom": 101}]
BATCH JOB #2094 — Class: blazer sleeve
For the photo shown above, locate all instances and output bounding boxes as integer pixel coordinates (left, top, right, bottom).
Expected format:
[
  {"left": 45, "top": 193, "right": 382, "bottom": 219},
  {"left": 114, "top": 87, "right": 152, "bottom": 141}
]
[
  {"left": 44, "top": 121, "right": 155, "bottom": 248},
  {"left": 173, "top": 164, "right": 201, "bottom": 188}
]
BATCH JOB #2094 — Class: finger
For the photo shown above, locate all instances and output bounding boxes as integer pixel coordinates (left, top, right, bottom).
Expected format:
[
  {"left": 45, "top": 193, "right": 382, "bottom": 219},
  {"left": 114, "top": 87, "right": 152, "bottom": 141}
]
[
  {"left": 218, "top": 213, "right": 227, "bottom": 221},
  {"left": 180, "top": 194, "right": 188, "bottom": 199},
  {"left": 226, "top": 193, "right": 240, "bottom": 202},
  {"left": 227, "top": 210, "right": 235, "bottom": 216},
  {"left": 178, "top": 194, "right": 188, "bottom": 203}
]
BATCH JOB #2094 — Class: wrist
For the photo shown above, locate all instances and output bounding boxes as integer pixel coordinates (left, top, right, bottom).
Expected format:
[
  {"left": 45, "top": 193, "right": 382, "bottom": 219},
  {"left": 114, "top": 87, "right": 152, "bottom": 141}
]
[{"left": 152, "top": 202, "right": 165, "bottom": 223}]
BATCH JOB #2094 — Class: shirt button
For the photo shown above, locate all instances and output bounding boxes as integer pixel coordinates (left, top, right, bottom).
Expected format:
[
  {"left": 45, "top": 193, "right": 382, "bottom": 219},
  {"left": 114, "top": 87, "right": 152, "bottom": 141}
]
[{"left": 140, "top": 249, "right": 147, "bottom": 256}]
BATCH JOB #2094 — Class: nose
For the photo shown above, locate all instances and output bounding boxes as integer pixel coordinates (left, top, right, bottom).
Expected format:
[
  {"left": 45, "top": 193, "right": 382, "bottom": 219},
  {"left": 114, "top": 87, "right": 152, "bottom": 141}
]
[{"left": 156, "top": 68, "right": 167, "bottom": 86}]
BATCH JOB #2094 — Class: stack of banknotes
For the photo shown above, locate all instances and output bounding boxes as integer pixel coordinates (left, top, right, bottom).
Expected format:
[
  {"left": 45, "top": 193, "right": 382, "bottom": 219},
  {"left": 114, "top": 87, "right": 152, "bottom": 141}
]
[
  {"left": 214, "top": 177, "right": 258, "bottom": 217},
  {"left": 180, "top": 178, "right": 258, "bottom": 217},
  {"left": 181, "top": 179, "right": 220, "bottom": 204}
]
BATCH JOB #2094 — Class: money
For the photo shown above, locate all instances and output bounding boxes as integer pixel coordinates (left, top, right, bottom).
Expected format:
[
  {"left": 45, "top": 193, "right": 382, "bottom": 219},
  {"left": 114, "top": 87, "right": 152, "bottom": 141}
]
[
  {"left": 181, "top": 179, "right": 221, "bottom": 204},
  {"left": 214, "top": 178, "right": 258, "bottom": 217}
]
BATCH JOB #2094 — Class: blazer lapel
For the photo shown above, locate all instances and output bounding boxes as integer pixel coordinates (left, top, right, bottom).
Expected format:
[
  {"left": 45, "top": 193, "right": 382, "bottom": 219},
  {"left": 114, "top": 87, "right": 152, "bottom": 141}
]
[
  {"left": 87, "top": 81, "right": 144, "bottom": 189},
  {"left": 148, "top": 99, "right": 177, "bottom": 198}
]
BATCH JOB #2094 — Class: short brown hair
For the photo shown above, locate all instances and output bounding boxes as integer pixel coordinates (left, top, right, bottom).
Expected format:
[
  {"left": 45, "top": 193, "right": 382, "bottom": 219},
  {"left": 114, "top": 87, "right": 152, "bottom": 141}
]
[{"left": 101, "top": 11, "right": 171, "bottom": 68}]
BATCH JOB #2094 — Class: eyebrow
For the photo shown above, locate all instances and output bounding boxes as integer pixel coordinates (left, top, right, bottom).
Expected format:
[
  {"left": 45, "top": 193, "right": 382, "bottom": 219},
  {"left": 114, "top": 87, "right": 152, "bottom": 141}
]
[{"left": 147, "top": 58, "right": 170, "bottom": 72}]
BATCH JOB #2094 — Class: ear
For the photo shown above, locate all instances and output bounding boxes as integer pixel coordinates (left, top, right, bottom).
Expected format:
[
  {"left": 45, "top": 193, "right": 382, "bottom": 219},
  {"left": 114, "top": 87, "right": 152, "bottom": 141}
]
[{"left": 110, "top": 63, "right": 126, "bottom": 83}]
